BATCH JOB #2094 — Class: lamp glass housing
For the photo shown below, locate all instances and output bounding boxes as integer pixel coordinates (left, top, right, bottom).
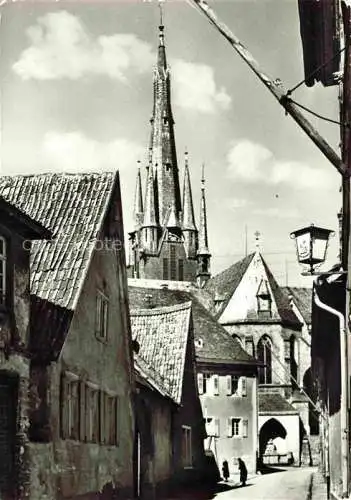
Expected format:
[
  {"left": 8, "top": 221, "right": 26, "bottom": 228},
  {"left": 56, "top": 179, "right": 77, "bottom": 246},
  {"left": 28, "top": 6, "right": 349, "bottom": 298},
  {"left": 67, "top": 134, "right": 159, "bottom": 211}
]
[{"left": 290, "top": 224, "right": 334, "bottom": 273}]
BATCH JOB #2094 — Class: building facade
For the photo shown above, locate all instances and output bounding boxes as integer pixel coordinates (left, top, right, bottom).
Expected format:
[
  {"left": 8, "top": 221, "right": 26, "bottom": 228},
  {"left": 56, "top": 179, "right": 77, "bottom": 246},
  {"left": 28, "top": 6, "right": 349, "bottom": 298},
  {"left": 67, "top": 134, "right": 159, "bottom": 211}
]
[
  {"left": 127, "top": 23, "right": 211, "bottom": 287},
  {"left": 128, "top": 281, "right": 258, "bottom": 476},
  {"left": 131, "top": 302, "right": 206, "bottom": 498},
  {"left": 0, "top": 197, "right": 51, "bottom": 500},
  {"left": 205, "top": 250, "right": 313, "bottom": 466},
  {"left": 0, "top": 173, "right": 135, "bottom": 499}
]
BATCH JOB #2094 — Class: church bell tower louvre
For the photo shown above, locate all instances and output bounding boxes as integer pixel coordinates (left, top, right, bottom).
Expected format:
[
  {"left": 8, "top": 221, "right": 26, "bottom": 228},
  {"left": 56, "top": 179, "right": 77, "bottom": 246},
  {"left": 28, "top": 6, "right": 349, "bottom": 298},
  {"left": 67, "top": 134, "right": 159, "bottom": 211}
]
[{"left": 127, "top": 20, "right": 211, "bottom": 285}]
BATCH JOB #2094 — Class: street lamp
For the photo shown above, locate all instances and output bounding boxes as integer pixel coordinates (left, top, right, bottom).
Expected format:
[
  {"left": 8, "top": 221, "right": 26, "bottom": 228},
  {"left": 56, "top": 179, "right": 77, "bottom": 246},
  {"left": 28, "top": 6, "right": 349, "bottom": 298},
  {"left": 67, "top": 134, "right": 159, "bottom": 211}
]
[{"left": 290, "top": 224, "right": 334, "bottom": 275}]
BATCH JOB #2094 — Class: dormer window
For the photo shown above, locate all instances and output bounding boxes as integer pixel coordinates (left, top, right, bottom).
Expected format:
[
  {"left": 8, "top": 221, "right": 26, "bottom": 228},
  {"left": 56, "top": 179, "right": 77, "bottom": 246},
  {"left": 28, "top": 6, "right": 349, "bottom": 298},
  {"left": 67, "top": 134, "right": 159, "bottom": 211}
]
[
  {"left": 256, "top": 279, "right": 272, "bottom": 318},
  {"left": 0, "top": 237, "right": 7, "bottom": 306}
]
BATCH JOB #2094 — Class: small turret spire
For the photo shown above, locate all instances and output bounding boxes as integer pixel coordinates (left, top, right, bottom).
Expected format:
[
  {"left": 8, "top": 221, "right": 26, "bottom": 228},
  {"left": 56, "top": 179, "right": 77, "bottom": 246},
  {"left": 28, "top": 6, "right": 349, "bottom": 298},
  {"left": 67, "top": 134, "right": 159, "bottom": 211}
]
[
  {"left": 197, "top": 163, "right": 211, "bottom": 287},
  {"left": 143, "top": 165, "right": 157, "bottom": 228},
  {"left": 133, "top": 161, "right": 143, "bottom": 228},
  {"left": 198, "top": 164, "right": 210, "bottom": 256},
  {"left": 182, "top": 150, "right": 197, "bottom": 231}
]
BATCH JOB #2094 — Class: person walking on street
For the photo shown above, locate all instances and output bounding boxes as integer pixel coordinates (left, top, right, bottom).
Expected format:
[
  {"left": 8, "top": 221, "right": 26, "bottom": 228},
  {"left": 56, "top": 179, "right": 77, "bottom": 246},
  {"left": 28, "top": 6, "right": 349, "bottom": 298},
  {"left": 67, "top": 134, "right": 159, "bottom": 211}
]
[
  {"left": 238, "top": 458, "right": 247, "bottom": 487},
  {"left": 222, "top": 460, "right": 229, "bottom": 482}
]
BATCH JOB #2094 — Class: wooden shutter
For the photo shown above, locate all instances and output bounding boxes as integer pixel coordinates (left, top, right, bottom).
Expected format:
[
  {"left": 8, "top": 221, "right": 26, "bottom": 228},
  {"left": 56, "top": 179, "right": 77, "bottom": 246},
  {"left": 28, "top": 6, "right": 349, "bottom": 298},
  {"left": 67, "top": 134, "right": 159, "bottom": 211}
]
[
  {"left": 197, "top": 373, "right": 204, "bottom": 395},
  {"left": 60, "top": 373, "right": 69, "bottom": 439},
  {"left": 242, "top": 419, "right": 248, "bottom": 438},
  {"left": 240, "top": 377, "right": 247, "bottom": 397},
  {"left": 213, "top": 374, "right": 219, "bottom": 395},
  {"left": 215, "top": 418, "right": 220, "bottom": 437},
  {"left": 227, "top": 418, "right": 232, "bottom": 437},
  {"left": 226, "top": 375, "right": 232, "bottom": 396},
  {"left": 99, "top": 391, "right": 105, "bottom": 444},
  {"left": 79, "top": 381, "right": 86, "bottom": 442}
]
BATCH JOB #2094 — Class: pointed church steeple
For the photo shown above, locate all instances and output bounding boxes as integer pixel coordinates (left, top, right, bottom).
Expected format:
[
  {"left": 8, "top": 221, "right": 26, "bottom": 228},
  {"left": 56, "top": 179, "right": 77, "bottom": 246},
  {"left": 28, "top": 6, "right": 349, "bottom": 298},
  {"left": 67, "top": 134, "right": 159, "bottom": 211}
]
[
  {"left": 197, "top": 164, "right": 211, "bottom": 287},
  {"left": 149, "top": 16, "right": 182, "bottom": 227},
  {"left": 133, "top": 161, "right": 143, "bottom": 229}
]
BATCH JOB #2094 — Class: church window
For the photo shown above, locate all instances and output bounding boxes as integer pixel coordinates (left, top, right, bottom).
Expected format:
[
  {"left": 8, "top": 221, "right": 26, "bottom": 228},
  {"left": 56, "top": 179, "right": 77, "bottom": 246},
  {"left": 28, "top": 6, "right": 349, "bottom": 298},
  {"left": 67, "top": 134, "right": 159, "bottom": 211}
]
[
  {"left": 257, "top": 336, "right": 272, "bottom": 384},
  {"left": 163, "top": 258, "right": 169, "bottom": 280},
  {"left": 178, "top": 259, "right": 184, "bottom": 281},
  {"left": 170, "top": 245, "right": 177, "bottom": 280}
]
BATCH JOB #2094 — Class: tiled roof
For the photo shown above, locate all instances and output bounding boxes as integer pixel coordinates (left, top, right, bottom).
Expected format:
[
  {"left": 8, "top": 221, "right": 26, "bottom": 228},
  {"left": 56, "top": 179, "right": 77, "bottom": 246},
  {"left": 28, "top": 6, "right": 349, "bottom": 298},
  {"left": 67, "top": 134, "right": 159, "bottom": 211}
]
[
  {"left": 258, "top": 393, "right": 298, "bottom": 414},
  {"left": 0, "top": 173, "right": 117, "bottom": 310},
  {"left": 205, "top": 253, "right": 255, "bottom": 318},
  {"left": 282, "top": 286, "right": 312, "bottom": 325},
  {"left": 262, "top": 259, "right": 301, "bottom": 327},
  {"left": 130, "top": 302, "right": 192, "bottom": 404},
  {"left": 0, "top": 196, "right": 52, "bottom": 240},
  {"left": 134, "top": 355, "right": 173, "bottom": 401},
  {"left": 128, "top": 285, "right": 256, "bottom": 366}
]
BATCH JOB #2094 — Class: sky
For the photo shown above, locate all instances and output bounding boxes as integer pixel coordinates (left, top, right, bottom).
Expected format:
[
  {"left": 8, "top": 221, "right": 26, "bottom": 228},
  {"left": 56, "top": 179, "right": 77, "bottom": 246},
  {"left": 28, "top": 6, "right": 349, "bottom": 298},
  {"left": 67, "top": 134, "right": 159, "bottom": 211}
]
[{"left": 0, "top": 0, "right": 343, "bottom": 286}]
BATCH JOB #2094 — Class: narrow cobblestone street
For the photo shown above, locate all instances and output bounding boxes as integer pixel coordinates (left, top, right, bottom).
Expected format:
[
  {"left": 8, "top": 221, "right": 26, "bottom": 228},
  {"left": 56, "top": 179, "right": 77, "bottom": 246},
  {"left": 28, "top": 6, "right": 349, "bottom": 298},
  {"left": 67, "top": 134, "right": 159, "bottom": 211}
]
[{"left": 166, "top": 467, "right": 327, "bottom": 500}]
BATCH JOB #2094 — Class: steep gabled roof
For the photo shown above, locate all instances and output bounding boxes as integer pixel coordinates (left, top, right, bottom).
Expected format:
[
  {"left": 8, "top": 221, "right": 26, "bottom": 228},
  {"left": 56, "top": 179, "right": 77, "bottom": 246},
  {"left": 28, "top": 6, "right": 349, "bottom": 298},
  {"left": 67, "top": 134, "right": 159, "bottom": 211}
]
[
  {"left": 205, "top": 253, "right": 255, "bottom": 318},
  {"left": 0, "top": 172, "right": 117, "bottom": 310},
  {"left": 128, "top": 285, "right": 256, "bottom": 366},
  {"left": 134, "top": 354, "right": 174, "bottom": 401},
  {"left": 130, "top": 302, "right": 192, "bottom": 404},
  {"left": 205, "top": 252, "right": 300, "bottom": 327},
  {"left": 259, "top": 393, "right": 299, "bottom": 415},
  {"left": 282, "top": 286, "right": 312, "bottom": 325},
  {"left": 261, "top": 258, "right": 301, "bottom": 327}
]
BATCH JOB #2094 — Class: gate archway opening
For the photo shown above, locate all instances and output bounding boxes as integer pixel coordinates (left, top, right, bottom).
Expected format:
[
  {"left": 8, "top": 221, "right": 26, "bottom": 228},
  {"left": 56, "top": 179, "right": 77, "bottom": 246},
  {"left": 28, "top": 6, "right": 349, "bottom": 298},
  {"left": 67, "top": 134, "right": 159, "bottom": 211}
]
[{"left": 259, "top": 418, "right": 287, "bottom": 460}]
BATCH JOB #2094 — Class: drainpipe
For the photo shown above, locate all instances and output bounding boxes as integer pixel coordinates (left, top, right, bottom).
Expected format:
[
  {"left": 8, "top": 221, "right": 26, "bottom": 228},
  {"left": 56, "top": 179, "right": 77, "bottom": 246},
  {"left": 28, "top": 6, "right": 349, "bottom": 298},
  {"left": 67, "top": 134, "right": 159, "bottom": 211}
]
[{"left": 314, "top": 290, "right": 349, "bottom": 497}]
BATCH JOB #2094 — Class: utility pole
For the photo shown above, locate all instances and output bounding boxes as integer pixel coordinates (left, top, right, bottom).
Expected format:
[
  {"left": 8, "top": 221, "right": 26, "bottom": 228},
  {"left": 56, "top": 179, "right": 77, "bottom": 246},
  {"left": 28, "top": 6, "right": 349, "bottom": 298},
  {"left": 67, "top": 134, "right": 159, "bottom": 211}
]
[
  {"left": 341, "top": 1, "right": 351, "bottom": 496},
  {"left": 189, "top": 0, "right": 345, "bottom": 176}
]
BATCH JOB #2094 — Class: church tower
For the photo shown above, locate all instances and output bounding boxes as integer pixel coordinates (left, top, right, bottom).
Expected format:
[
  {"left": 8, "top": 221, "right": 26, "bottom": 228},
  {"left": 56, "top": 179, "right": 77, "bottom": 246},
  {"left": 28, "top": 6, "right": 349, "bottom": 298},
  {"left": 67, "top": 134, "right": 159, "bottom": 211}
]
[{"left": 128, "top": 20, "right": 211, "bottom": 283}]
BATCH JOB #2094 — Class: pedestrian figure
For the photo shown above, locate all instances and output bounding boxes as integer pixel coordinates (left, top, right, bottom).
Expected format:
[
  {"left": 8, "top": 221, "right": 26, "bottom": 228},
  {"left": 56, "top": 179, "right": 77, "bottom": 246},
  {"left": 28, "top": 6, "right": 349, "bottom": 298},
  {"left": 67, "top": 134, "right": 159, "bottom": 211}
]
[
  {"left": 238, "top": 458, "right": 247, "bottom": 486},
  {"left": 222, "top": 460, "right": 229, "bottom": 482}
]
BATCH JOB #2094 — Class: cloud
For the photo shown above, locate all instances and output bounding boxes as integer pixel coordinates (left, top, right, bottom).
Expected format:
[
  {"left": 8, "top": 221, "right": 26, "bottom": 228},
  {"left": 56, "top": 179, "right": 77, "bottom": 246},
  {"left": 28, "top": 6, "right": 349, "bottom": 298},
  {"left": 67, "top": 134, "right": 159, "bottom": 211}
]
[
  {"left": 13, "top": 11, "right": 154, "bottom": 81},
  {"left": 13, "top": 11, "right": 231, "bottom": 113},
  {"left": 223, "top": 197, "right": 250, "bottom": 210},
  {"left": 252, "top": 207, "right": 300, "bottom": 219},
  {"left": 172, "top": 60, "right": 231, "bottom": 113},
  {"left": 226, "top": 140, "right": 335, "bottom": 189},
  {"left": 41, "top": 131, "right": 144, "bottom": 172}
]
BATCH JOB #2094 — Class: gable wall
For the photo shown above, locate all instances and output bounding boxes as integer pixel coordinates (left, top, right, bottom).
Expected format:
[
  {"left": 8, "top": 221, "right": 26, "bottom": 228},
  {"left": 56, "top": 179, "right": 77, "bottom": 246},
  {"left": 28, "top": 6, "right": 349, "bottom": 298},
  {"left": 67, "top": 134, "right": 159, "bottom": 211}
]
[
  {"left": 219, "top": 253, "right": 280, "bottom": 324},
  {"left": 30, "top": 244, "right": 135, "bottom": 499}
]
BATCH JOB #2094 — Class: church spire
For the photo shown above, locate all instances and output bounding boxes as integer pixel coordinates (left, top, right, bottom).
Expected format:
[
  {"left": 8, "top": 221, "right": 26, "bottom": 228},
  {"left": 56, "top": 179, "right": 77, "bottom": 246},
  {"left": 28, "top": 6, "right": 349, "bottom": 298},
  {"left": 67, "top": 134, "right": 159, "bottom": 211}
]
[
  {"left": 197, "top": 164, "right": 211, "bottom": 287},
  {"left": 133, "top": 161, "right": 143, "bottom": 229},
  {"left": 182, "top": 150, "right": 197, "bottom": 231},
  {"left": 198, "top": 164, "right": 210, "bottom": 255},
  {"left": 148, "top": 15, "right": 182, "bottom": 226}
]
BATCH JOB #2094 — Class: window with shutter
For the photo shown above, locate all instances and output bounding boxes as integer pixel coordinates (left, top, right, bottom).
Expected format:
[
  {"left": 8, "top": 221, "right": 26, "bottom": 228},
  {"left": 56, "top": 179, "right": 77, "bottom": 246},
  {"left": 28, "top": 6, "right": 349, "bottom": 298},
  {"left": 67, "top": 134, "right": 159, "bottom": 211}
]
[
  {"left": 226, "top": 375, "right": 232, "bottom": 396},
  {"left": 232, "top": 418, "right": 241, "bottom": 437},
  {"left": 227, "top": 418, "right": 232, "bottom": 437},
  {"left": 213, "top": 375, "right": 219, "bottom": 395},
  {"left": 240, "top": 377, "right": 247, "bottom": 397},
  {"left": 242, "top": 419, "right": 248, "bottom": 438},
  {"left": 60, "top": 374, "right": 69, "bottom": 439},
  {"left": 99, "top": 391, "right": 106, "bottom": 444},
  {"left": 197, "top": 373, "right": 204, "bottom": 395},
  {"left": 79, "top": 381, "right": 86, "bottom": 441},
  {"left": 215, "top": 418, "right": 220, "bottom": 437}
]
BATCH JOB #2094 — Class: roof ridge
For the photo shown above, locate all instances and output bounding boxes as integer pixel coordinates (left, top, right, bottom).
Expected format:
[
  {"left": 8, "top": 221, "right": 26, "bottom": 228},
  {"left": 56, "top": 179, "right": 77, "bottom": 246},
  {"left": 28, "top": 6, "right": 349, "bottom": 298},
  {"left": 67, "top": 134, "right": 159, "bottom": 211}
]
[{"left": 130, "top": 300, "right": 192, "bottom": 317}]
